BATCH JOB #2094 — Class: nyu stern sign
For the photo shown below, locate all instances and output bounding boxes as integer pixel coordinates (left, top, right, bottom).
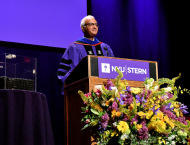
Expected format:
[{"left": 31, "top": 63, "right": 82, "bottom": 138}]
[{"left": 98, "top": 58, "right": 150, "bottom": 81}]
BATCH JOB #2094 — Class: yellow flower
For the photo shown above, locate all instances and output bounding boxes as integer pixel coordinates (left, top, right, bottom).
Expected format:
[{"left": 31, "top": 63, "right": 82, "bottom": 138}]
[
  {"left": 156, "top": 120, "right": 166, "bottom": 132},
  {"left": 111, "top": 110, "right": 121, "bottom": 118},
  {"left": 128, "top": 104, "right": 134, "bottom": 110},
  {"left": 145, "top": 110, "right": 153, "bottom": 119},
  {"left": 136, "top": 103, "right": 140, "bottom": 106},
  {"left": 148, "top": 120, "right": 166, "bottom": 133},
  {"left": 136, "top": 124, "right": 142, "bottom": 130},
  {"left": 111, "top": 130, "right": 117, "bottom": 137},
  {"left": 180, "top": 111, "right": 183, "bottom": 117},
  {"left": 173, "top": 102, "right": 180, "bottom": 108},
  {"left": 168, "top": 121, "right": 175, "bottom": 128},
  {"left": 162, "top": 139, "right": 166, "bottom": 144},
  {"left": 104, "top": 130, "right": 110, "bottom": 135},
  {"left": 91, "top": 102, "right": 103, "bottom": 112},
  {"left": 164, "top": 115, "right": 169, "bottom": 122},
  {"left": 164, "top": 115, "right": 175, "bottom": 128},
  {"left": 117, "top": 121, "right": 129, "bottom": 133},
  {"left": 111, "top": 109, "right": 116, "bottom": 118},
  {"left": 157, "top": 112, "right": 164, "bottom": 120},
  {"left": 105, "top": 101, "right": 110, "bottom": 106},
  {"left": 138, "top": 111, "right": 145, "bottom": 117},
  {"left": 133, "top": 121, "right": 137, "bottom": 125},
  {"left": 109, "top": 98, "right": 114, "bottom": 102},
  {"left": 115, "top": 111, "right": 122, "bottom": 117},
  {"left": 174, "top": 109, "right": 179, "bottom": 117},
  {"left": 131, "top": 87, "right": 141, "bottom": 94}
]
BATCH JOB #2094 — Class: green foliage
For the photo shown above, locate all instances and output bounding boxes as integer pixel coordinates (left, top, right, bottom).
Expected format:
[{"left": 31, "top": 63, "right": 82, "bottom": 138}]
[
  {"left": 90, "top": 119, "right": 100, "bottom": 126},
  {"left": 131, "top": 97, "right": 137, "bottom": 115},
  {"left": 102, "top": 85, "right": 115, "bottom": 97},
  {"left": 91, "top": 108, "right": 99, "bottom": 115},
  {"left": 81, "top": 124, "right": 89, "bottom": 130},
  {"left": 78, "top": 90, "right": 88, "bottom": 103}
]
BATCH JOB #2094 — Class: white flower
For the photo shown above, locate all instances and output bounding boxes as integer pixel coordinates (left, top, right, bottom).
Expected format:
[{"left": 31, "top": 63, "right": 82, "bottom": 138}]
[
  {"left": 110, "top": 86, "right": 118, "bottom": 96},
  {"left": 102, "top": 102, "right": 105, "bottom": 106},
  {"left": 164, "top": 87, "right": 172, "bottom": 92},
  {"left": 145, "top": 84, "right": 151, "bottom": 90},
  {"left": 154, "top": 85, "right": 159, "bottom": 90},
  {"left": 168, "top": 137, "right": 172, "bottom": 141},
  {"left": 171, "top": 141, "right": 175, "bottom": 145},
  {"left": 166, "top": 142, "right": 169, "bottom": 145},
  {"left": 120, "top": 133, "right": 128, "bottom": 140},
  {"left": 112, "top": 122, "right": 117, "bottom": 127},
  {"left": 162, "top": 95, "right": 169, "bottom": 100},
  {"left": 171, "top": 135, "right": 176, "bottom": 139},
  {"left": 182, "top": 140, "right": 186, "bottom": 144},
  {"left": 95, "top": 85, "right": 103, "bottom": 93}
]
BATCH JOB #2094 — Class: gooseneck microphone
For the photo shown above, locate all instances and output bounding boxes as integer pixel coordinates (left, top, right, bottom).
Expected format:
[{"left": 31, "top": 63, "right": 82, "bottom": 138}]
[{"left": 104, "top": 47, "right": 111, "bottom": 57}]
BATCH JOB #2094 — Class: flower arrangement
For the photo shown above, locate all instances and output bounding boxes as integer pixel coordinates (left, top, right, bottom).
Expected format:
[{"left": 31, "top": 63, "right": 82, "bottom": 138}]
[{"left": 78, "top": 68, "right": 190, "bottom": 145}]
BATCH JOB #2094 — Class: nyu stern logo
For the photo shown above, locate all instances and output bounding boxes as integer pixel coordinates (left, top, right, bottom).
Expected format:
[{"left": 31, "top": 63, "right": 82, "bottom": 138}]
[{"left": 101, "top": 63, "right": 110, "bottom": 73}]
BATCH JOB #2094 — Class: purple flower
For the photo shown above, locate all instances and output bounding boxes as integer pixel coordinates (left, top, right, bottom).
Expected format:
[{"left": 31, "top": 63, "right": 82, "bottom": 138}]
[
  {"left": 140, "top": 89, "right": 152, "bottom": 99},
  {"left": 167, "top": 93, "right": 174, "bottom": 99},
  {"left": 180, "top": 104, "right": 189, "bottom": 114},
  {"left": 138, "top": 125, "right": 149, "bottom": 140},
  {"left": 112, "top": 101, "right": 118, "bottom": 110},
  {"left": 98, "top": 122, "right": 106, "bottom": 133},
  {"left": 176, "top": 117, "right": 188, "bottom": 125},
  {"left": 117, "top": 94, "right": 126, "bottom": 105},
  {"left": 101, "top": 121, "right": 108, "bottom": 129},
  {"left": 123, "top": 93, "right": 133, "bottom": 105},
  {"left": 101, "top": 113, "right": 109, "bottom": 121},
  {"left": 124, "top": 86, "right": 131, "bottom": 92},
  {"left": 106, "top": 79, "right": 114, "bottom": 90},
  {"left": 122, "top": 115, "right": 128, "bottom": 121},
  {"left": 160, "top": 105, "right": 167, "bottom": 112},
  {"left": 140, "top": 118, "right": 146, "bottom": 126},
  {"left": 130, "top": 115, "right": 139, "bottom": 125},
  {"left": 150, "top": 105, "right": 160, "bottom": 115},
  {"left": 166, "top": 103, "right": 174, "bottom": 111},
  {"left": 136, "top": 95, "right": 147, "bottom": 105}
]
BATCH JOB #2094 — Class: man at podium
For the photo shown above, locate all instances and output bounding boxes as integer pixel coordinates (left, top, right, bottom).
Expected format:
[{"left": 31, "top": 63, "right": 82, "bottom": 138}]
[{"left": 57, "top": 15, "right": 114, "bottom": 95}]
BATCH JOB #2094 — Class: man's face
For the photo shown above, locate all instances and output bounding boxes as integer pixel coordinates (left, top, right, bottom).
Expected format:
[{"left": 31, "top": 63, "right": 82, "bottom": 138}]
[{"left": 82, "top": 18, "right": 98, "bottom": 38}]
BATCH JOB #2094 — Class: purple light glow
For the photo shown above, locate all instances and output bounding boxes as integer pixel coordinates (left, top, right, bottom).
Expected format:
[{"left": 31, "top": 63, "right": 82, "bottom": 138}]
[{"left": 0, "top": 0, "right": 86, "bottom": 48}]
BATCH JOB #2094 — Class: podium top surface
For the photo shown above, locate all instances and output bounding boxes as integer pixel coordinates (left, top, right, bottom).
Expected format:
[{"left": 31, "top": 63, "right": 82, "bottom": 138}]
[{"left": 65, "top": 55, "right": 158, "bottom": 86}]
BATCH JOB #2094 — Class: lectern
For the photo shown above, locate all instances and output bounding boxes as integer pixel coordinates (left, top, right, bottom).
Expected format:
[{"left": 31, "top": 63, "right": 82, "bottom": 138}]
[{"left": 64, "top": 55, "right": 158, "bottom": 145}]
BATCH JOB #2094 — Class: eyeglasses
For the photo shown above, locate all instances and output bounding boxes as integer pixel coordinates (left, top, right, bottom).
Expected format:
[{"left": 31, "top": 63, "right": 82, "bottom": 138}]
[{"left": 84, "top": 23, "right": 99, "bottom": 27}]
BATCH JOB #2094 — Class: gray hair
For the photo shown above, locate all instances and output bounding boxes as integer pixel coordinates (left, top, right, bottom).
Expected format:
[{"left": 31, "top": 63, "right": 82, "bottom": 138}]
[{"left": 80, "top": 15, "right": 95, "bottom": 27}]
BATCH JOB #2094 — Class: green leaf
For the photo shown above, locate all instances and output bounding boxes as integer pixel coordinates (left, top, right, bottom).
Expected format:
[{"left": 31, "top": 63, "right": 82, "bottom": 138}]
[
  {"left": 91, "top": 108, "right": 99, "bottom": 115},
  {"left": 107, "top": 125, "right": 112, "bottom": 128},
  {"left": 81, "top": 107, "right": 86, "bottom": 112},
  {"left": 81, "top": 124, "right": 89, "bottom": 130},
  {"left": 81, "top": 118, "right": 84, "bottom": 122},
  {"left": 91, "top": 90, "right": 96, "bottom": 98},
  {"left": 99, "top": 112, "right": 103, "bottom": 118},
  {"left": 84, "top": 115, "right": 89, "bottom": 119},
  {"left": 89, "top": 98, "right": 93, "bottom": 103},
  {"left": 130, "top": 115, "right": 135, "bottom": 120},
  {"left": 90, "top": 119, "right": 100, "bottom": 126}
]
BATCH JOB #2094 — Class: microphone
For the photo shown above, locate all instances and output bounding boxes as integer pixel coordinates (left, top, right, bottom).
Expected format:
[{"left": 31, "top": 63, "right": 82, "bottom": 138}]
[{"left": 104, "top": 47, "right": 111, "bottom": 57}]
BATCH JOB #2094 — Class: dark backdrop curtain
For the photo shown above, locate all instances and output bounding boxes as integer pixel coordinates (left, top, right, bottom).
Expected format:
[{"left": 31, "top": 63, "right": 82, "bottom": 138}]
[{"left": 91, "top": 0, "right": 190, "bottom": 111}]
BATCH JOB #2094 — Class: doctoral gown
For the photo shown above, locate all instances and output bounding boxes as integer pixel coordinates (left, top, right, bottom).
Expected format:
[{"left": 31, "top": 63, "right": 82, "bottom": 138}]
[{"left": 57, "top": 37, "right": 114, "bottom": 95}]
